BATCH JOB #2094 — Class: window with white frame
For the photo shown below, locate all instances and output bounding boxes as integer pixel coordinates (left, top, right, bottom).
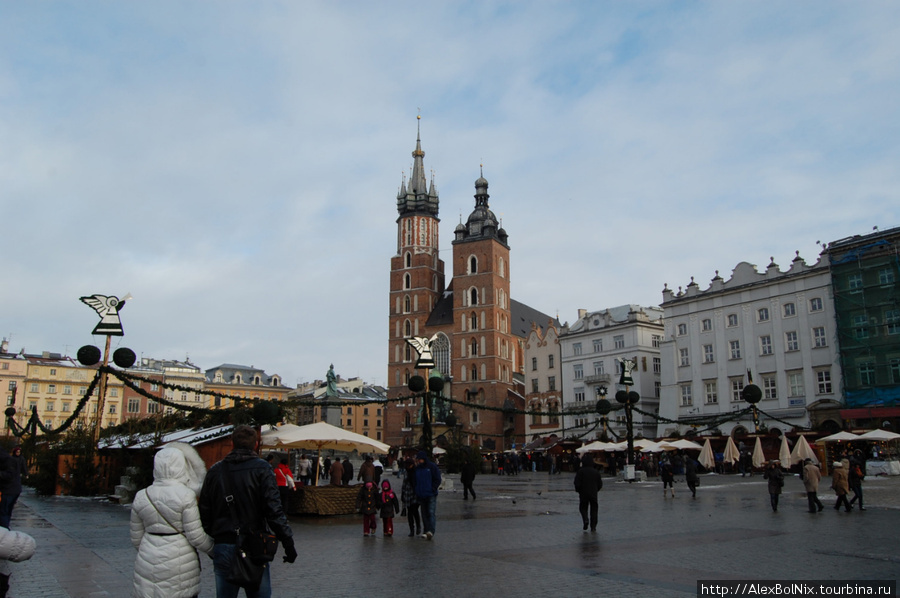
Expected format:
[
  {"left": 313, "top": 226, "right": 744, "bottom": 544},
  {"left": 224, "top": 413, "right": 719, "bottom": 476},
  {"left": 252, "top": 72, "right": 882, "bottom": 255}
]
[
  {"left": 680, "top": 385, "right": 693, "bottom": 406},
  {"left": 788, "top": 372, "right": 804, "bottom": 397},
  {"left": 885, "top": 309, "right": 899, "bottom": 335},
  {"left": 655, "top": 381, "right": 661, "bottom": 398},
  {"left": 731, "top": 378, "right": 745, "bottom": 402},
  {"left": 531, "top": 357, "right": 537, "bottom": 371},
  {"left": 853, "top": 314, "right": 868, "bottom": 339},
  {"left": 61, "top": 402, "right": 70, "bottom": 412},
  {"left": 816, "top": 369, "right": 832, "bottom": 394},
  {"left": 703, "top": 344, "right": 714, "bottom": 363},
  {"left": 677, "top": 323, "right": 687, "bottom": 336},
  {"left": 783, "top": 302, "right": 796, "bottom": 317},
  {"left": 614, "top": 335, "right": 625, "bottom": 349},
  {"left": 47, "top": 384, "right": 56, "bottom": 394},
  {"left": 813, "top": 327, "right": 827, "bottom": 347},
  {"left": 757, "top": 307, "right": 769, "bottom": 322},
  {"left": 702, "top": 319, "right": 712, "bottom": 332},
  {"left": 859, "top": 362, "right": 876, "bottom": 386},
  {"left": 593, "top": 339, "right": 602, "bottom": 352},
  {"left": 704, "top": 381, "right": 718, "bottom": 404},
  {"left": 760, "top": 335, "right": 773, "bottom": 356},
  {"left": 653, "top": 357, "right": 661, "bottom": 374},
  {"left": 727, "top": 314, "right": 738, "bottom": 327},
  {"left": 878, "top": 268, "right": 895, "bottom": 286},
  {"left": 809, "top": 297, "right": 823, "bottom": 312},
  {"left": 729, "top": 340, "right": 741, "bottom": 359},
  {"left": 63, "top": 385, "right": 72, "bottom": 395},
  {"left": 574, "top": 364, "right": 583, "bottom": 380},
  {"left": 46, "top": 401, "right": 54, "bottom": 411},
  {"left": 593, "top": 361, "right": 604, "bottom": 376},
  {"left": 848, "top": 273, "right": 863, "bottom": 292},
  {"left": 680, "top": 348, "right": 690, "bottom": 366},
  {"left": 785, "top": 331, "right": 799, "bottom": 352},
  {"left": 531, "top": 379, "right": 538, "bottom": 393},
  {"left": 573, "top": 343, "right": 582, "bottom": 356},
  {"left": 128, "top": 398, "right": 140, "bottom": 413},
  {"left": 549, "top": 354, "right": 555, "bottom": 368},
  {"left": 574, "top": 388, "right": 585, "bottom": 402},
  {"left": 891, "top": 358, "right": 900, "bottom": 384},
  {"left": 652, "top": 335, "right": 661, "bottom": 348},
  {"left": 30, "top": 383, "right": 39, "bottom": 393},
  {"left": 763, "top": 376, "right": 777, "bottom": 400}
]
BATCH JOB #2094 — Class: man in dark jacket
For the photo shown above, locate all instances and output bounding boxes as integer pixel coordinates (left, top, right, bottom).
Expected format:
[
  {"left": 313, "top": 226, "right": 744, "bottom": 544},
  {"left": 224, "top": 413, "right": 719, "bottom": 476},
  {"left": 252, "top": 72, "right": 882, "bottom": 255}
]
[
  {"left": 460, "top": 457, "right": 477, "bottom": 500},
  {"left": 414, "top": 451, "right": 441, "bottom": 540},
  {"left": 341, "top": 457, "right": 354, "bottom": 486},
  {"left": 200, "top": 425, "right": 297, "bottom": 598},
  {"left": 573, "top": 454, "right": 602, "bottom": 532}
]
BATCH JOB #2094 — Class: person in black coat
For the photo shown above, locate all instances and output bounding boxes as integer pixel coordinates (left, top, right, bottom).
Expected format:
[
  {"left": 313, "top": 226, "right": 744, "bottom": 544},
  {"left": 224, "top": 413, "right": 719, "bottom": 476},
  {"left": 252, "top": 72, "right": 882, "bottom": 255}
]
[
  {"left": 573, "top": 454, "right": 603, "bottom": 532},
  {"left": 342, "top": 457, "right": 354, "bottom": 486},
  {"left": 685, "top": 456, "right": 699, "bottom": 498},
  {"left": 460, "top": 457, "right": 477, "bottom": 500}
]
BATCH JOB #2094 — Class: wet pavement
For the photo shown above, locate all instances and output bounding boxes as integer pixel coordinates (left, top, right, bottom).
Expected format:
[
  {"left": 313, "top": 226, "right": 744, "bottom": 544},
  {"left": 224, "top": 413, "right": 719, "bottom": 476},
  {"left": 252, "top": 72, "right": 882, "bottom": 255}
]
[{"left": 9, "top": 470, "right": 900, "bottom": 597}]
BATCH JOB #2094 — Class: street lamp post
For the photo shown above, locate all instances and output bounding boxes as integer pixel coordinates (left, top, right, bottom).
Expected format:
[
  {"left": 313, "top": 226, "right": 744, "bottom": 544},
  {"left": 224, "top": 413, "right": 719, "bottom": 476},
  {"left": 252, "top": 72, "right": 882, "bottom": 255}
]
[{"left": 616, "top": 358, "right": 640, "bottom": 481}]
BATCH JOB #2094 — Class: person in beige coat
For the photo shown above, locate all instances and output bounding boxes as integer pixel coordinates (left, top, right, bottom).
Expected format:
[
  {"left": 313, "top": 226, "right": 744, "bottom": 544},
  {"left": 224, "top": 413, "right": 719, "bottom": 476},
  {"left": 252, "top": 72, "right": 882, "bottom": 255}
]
[
  {"left": 831, "top": 460, "right": 852, "bottom": 512},
  {"left": 802, "top": 459, "right": 824, "bottom": 513},
  {"left": 130, "top": 444, "right": 214, "bottom": 598}
]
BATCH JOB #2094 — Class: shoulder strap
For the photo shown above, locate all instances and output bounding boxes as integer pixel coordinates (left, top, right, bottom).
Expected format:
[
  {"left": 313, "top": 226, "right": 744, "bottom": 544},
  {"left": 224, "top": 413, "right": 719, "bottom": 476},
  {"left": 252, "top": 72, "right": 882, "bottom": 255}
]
[
  {"left": 219, "top": 462, "right": 242, "bottom": 534},
  {"left": 145, "top": 488, "right": 183, "bottom": 535}
]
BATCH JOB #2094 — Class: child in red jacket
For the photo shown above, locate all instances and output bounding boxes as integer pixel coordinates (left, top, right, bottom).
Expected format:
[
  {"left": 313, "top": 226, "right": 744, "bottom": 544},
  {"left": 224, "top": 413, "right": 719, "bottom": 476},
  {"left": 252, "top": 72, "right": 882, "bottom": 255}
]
[
  {"left": 378, "top": 479, "right": 401, "bottom": 537},
  {"left": 356, "top": 481, "right": 379, "bottom": 536}
]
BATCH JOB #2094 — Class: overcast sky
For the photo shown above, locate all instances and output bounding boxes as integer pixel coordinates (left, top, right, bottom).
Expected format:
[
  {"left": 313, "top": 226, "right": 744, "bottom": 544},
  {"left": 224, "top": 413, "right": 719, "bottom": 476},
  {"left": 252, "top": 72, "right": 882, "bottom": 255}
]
[{"left": 2, "top": 2, "right": 898, "bottom": 388}]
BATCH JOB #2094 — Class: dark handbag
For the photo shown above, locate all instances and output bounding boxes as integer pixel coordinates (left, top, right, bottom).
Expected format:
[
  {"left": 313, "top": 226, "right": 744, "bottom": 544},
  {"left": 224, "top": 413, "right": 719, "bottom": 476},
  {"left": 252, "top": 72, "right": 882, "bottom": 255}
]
[
  {"left": 242, "top": 529, "right": 278, "bottom": 564},
  {"left": 227, "top": 538, "right": 267, "bottom": 590},
  {"left": 219, "top": 463, "right": 278, "bottom": 588}
]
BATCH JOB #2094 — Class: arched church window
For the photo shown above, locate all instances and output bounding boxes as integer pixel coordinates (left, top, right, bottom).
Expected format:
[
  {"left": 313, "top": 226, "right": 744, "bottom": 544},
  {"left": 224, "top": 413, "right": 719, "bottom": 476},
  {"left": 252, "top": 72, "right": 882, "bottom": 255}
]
[
  {"left": 404, "top": 273, "right": 411, "bottom": 289},
  {"left": 470, "top": 338, "right": 478, "bottom": 357},
  {"left": 405, "top": 252, "right": 411, "bottom": 268},
  {"left": 404, "top": 295, "right": 411, "bottom": 313},
  {"left": 404, "top": 320, "right": 411, "bottom": 337},
  {"left": 469, "top": 256, "right": 477, "bottom": 274},
  {"left": 470, "top": 288, "right": 478, "bottom": 306},
  {"left": 471, "top": 365, "right": 478, "bottom": 381},
  {"left": 432, "top": 333, "right": 450, "bottom": 376},
  {"left": 470, "top": 312, "right": 477, "bottom": 331}
]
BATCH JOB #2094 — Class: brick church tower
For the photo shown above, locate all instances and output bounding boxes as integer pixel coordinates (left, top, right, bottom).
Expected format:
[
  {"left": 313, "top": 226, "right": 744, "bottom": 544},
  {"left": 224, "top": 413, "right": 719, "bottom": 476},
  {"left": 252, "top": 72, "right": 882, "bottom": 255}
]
[{"left": 386, "top": 120, "right": 520, "bottom": 451}]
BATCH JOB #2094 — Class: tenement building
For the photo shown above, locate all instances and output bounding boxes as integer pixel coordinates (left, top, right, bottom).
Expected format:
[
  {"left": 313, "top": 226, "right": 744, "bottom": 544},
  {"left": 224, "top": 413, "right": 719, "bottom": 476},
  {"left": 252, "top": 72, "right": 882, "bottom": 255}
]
[
  {"left": 559, "top": 305, "right": 664, "bottom": 441},
  {"left": 657, "top": 253, "right": 842, "bottom": 437},
  {"left": 385, "top": 120, "right": 554, "bottom": 451},
  {"left": 826, "top": 226, "right": 900, "bottom": 430}
]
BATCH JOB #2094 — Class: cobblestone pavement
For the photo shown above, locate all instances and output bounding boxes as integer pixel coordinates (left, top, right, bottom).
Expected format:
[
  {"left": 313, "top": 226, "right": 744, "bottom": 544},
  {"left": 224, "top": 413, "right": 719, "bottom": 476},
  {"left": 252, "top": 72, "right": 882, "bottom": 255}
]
[{"left": 9, "top": 471, "right": 900, "bottom": 597}]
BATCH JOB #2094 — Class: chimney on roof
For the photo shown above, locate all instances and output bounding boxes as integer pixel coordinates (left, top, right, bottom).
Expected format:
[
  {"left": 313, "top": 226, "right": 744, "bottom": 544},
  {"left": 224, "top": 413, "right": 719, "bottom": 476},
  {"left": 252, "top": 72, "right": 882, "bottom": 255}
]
[{"left": 578, "top": 309, "right": 587, "bottom": 319}]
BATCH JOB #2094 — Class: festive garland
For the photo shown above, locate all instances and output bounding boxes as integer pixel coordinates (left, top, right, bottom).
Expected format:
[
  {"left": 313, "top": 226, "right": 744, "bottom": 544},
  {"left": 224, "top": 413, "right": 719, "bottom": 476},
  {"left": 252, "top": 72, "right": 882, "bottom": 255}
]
[
  {"left": 8, "top": 365, "right": 813, "bottom": 442},
  {"left": 6, "top": 370, "right": 102, "bottom": 437}
]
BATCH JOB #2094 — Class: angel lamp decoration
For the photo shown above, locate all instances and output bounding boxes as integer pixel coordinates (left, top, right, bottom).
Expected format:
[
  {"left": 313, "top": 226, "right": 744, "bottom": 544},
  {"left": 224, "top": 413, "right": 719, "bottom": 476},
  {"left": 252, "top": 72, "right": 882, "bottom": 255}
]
[
  {"left": 80, "top": 293, "right": 132, "bottom": 336},
  {"left": 406, "top": 334, "right": 439, "bottom": 369}
]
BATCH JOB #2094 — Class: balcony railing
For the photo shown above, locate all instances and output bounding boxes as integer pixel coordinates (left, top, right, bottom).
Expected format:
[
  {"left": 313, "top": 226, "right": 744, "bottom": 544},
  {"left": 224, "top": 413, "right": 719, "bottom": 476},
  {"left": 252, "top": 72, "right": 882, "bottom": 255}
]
[{"left": 584, "top": 373, "right": 611, "bottom": 385}]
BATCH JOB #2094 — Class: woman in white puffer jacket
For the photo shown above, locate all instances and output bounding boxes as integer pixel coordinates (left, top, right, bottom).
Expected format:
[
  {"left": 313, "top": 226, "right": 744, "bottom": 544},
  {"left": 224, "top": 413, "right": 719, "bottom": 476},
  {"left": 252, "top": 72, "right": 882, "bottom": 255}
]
[{"left": 130, "top": 443, "right": 213, "bottom": 598}]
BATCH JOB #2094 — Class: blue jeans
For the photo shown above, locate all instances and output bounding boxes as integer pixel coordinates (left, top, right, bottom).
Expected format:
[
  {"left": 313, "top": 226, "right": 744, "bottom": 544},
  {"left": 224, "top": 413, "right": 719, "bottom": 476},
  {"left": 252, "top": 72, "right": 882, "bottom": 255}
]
[
  {"left": 212, "top": 543, "right": 271, "bottom": 598},
  {"left": 419, "top": 495, "right": 437, "bottom": 534},
  {"left": 0, "top": 492, "right": 20, "bottom": 529}
]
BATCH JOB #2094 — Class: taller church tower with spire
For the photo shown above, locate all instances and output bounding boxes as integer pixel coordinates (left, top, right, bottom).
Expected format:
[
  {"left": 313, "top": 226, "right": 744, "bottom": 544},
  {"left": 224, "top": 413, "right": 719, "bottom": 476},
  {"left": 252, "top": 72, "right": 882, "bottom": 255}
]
[{"left": 386, "top": 119, "right": 528, "bottom": 451}]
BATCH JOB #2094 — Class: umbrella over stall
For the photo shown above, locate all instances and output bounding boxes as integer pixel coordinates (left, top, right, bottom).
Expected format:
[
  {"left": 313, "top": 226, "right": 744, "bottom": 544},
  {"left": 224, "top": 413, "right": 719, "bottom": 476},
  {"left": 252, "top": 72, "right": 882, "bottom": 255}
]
[
  {"left": 752, "top": 437, "right": 766, "bottom": 469},
  {"left": 698, "top": 439, "right": 715, "bottom": 470},
  {"left": 260, "top": 421, "right": 391, "bottom": 485},
  {"left": 723, "top": 436, "right": 741, "bottom": 465},
  {"left": 778, "top": 435, "right": 792, "bottom": 466},
  {"left": 790, "top": 435, "right": 819, "bottom": 465}
]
